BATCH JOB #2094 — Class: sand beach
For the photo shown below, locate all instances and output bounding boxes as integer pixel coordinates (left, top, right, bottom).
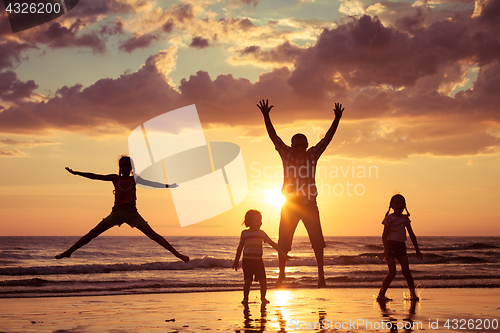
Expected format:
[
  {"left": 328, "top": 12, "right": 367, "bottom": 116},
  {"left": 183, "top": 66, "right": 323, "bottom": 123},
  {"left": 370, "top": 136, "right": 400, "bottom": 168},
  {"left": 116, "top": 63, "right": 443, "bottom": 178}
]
[{"left": 1, "top": 288, "right": 499, "bottom": 333}]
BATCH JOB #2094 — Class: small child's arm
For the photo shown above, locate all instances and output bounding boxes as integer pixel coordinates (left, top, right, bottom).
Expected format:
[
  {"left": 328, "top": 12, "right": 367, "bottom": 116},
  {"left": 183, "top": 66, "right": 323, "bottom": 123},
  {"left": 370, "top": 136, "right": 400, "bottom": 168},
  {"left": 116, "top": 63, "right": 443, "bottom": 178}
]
[
  {"left": 65, "top": 167, "right": 114, "bottom": 181},
  {"left": 407, "top": 224, "right": 423, "bottom": 260},
  {"left": 233, "top": 242, "right": 244, "bottom": 271},
  {"left": 267, "top": 239, "right": 289, "bottom": 260}
]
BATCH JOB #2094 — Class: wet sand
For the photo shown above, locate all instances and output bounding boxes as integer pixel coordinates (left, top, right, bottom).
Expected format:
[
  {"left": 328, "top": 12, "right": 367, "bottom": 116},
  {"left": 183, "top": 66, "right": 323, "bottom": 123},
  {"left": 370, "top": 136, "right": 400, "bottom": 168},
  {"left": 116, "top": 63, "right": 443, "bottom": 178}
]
[{"left": 1, "top": 288, "right": 499, "bottom": 332}]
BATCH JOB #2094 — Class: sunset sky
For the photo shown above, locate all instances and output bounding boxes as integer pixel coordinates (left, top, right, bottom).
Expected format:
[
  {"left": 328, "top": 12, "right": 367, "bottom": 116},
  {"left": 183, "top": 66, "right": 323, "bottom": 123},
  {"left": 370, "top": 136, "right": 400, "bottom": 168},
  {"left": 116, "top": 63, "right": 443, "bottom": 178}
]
[{"left": 1, "top": 0, "right": 499, "bottom": 237}]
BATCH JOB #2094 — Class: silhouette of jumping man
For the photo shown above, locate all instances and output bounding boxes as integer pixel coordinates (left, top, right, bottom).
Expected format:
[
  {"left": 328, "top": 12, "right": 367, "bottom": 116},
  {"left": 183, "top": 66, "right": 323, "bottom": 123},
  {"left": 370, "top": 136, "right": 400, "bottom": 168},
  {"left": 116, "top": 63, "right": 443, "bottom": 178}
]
[
  {"left": 55, "top": 156, "right": 189, "bottom": 263},
  {"left": 258, "top": 99, "right": 344, "bottom": 287},
  {"left": 377, "top": 194, "right": 422, "bottom": 302}
]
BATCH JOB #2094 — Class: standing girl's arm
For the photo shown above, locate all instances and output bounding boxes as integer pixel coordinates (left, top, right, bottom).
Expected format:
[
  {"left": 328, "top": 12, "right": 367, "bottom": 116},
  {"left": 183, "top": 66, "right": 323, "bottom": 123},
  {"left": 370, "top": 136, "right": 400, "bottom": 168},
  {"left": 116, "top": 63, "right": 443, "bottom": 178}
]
[
  {"left": 233, "top": 242, "right": 244, "bottom": 271},
  {"left": 407, "top": 224, "right": 423, "bottom": 260},
  {"left": 65, "top": 167, "right": 115, "bottom": 181}
]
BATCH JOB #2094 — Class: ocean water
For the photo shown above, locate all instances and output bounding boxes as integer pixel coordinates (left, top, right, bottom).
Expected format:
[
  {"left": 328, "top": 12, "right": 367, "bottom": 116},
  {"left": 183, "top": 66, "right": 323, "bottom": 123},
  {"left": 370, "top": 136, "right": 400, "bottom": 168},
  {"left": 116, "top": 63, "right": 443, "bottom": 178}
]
[{"left": 1, "top": 236, "right": 499, "bottom": 298}]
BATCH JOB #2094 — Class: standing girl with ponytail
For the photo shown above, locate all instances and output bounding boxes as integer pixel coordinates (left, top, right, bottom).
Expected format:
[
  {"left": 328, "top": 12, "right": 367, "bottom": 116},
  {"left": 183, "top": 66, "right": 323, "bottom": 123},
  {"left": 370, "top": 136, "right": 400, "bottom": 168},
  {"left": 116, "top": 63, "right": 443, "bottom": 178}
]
[{"left": 377, "top": 194, "right": 422, "bottom": 301}]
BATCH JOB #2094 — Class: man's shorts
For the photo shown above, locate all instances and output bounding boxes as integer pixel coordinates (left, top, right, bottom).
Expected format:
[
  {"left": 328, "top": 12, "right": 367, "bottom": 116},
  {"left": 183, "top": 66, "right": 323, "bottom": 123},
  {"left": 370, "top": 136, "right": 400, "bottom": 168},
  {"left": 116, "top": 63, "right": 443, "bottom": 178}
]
[
  {"left": 242, "top": 258, "right": 266, "bottom": 282},
  {"left": 102, "top": 204, "right": 148, "bottom": 228},
  {"left": 387, "top": 240, "right": 407, "bottom": 259},
  {"left": 278, "top": 199, "right": 326, "bottom": 253}
]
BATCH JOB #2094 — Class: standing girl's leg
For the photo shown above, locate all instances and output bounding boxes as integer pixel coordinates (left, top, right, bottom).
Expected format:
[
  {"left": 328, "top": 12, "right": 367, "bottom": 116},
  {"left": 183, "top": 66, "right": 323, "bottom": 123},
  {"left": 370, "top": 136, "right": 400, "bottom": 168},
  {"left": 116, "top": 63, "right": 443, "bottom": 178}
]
[
  {"left": 55, "top": 221, "right": 114, "bottom": 259},
  {"left": 378, "top": 256, "right": 397, "bottom": 299},
  {"left": 398, "top": 256, "right": 418, "bottom": 299},
  {"left": 135, "top": 224, "right": 189, "bottom": 262}
]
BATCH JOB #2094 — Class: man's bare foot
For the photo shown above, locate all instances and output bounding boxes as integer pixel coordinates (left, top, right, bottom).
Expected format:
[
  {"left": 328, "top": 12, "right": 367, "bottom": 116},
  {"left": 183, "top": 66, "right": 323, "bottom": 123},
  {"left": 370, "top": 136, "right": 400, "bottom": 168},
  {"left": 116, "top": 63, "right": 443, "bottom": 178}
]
[
  {"left": 262, "top": 298, "right": 270, "bottom": 304},
  {"left": 178, "top": 254, "right": 189, "bottom": 263},
  {"left": 241, "top": 298, "right": 249, "bottom": 305},
  {"left": 55, "top": 251, "right": 71, "bottom": 260},
  {"left": 275, "top": 275, "right": 285, "bottom": 288},
  {"left": 318, "top": 277, "right": 326, "bottom": 288}
]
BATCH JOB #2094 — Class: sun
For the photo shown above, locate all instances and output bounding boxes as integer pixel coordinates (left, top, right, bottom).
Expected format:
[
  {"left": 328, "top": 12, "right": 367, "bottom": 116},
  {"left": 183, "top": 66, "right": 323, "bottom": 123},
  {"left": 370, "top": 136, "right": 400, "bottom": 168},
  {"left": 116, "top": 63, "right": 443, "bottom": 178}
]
[{"left": 265, "top": 188, "right": 285, "bottom": 207}]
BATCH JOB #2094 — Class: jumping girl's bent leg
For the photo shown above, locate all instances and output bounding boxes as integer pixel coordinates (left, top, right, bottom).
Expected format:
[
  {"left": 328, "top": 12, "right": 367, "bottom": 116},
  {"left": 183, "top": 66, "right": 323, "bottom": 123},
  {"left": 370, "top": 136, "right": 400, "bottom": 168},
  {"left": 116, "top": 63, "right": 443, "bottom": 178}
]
[
  {"left": 55, "top": 221, "right": 114, "bottom": 259},
  {"left": 135, "top": 224, "right": 189, "bottom": 263},
  {"left": 398, "top": 255, "right": 418, "bottom": 299},
  {"left": 378, "top": 256, "right": 396, "bottom": 300}
]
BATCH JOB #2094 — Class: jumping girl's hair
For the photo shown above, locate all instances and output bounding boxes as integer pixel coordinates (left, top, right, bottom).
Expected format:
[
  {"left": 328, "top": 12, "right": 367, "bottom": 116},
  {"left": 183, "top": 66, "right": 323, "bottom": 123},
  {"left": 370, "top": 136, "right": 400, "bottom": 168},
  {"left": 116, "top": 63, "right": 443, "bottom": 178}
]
[
  {"left": 385, "top": 194, "right": 410, "bottom": 217},
  {"left": 243, "top": 209, "right": 262, "bottom": 227},
  {"left": 118, "top": 155, "right": 133, "bottom": 176}
]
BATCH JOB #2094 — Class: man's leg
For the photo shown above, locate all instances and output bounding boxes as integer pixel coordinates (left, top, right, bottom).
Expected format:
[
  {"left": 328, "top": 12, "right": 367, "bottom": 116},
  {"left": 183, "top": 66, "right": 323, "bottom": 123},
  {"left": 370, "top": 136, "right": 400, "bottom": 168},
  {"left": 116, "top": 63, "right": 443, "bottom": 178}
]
[
  {"left": 313, "top": 247, "right": 325, "bottom": 287},
  {"left": 302, "top": 202, "right": 326, "bottom": 287},
  {"left": 277, "top": 201, "right": 300, "bottom": 287}
]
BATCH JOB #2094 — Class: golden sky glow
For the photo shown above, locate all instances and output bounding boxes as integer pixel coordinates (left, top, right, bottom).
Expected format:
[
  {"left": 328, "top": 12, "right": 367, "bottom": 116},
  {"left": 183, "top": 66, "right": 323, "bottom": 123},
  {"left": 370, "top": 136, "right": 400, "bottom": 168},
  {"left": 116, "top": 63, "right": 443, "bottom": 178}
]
[{"left": 1, "top": 0, "right": 499, "bottom": 236}]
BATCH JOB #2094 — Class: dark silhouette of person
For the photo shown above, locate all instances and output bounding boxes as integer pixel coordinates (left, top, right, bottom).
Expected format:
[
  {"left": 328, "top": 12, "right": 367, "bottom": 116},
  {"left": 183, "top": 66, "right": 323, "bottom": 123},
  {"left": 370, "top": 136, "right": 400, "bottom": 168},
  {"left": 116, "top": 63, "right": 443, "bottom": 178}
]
[
  {"left": 55, "top": 156, "right": 189, "bottom": 263},
  {"left": 258, "top": 99, "right": 344, "bottom": 287},
  {"left": 377, "top": 194, "right": 422, "bottom": 301}
]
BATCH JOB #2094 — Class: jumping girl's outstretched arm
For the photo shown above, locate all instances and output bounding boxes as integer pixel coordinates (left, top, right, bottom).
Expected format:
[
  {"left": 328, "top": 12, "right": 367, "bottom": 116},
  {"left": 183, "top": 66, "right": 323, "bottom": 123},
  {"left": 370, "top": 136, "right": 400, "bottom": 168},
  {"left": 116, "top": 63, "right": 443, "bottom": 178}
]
[
  {"left": 65, "top": 167, "right": 115, "bottom": 181},
  {"left": 136, "top": 176, "right": 178, "bottom": 189}
]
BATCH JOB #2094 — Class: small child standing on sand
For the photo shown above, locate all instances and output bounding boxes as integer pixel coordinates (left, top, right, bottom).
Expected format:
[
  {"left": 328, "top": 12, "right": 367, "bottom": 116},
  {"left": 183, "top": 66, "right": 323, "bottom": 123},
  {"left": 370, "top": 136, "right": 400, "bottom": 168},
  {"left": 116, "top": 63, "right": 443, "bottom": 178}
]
[
  {"left": 55, "top": 156, "right": 189, "bottom": 263},
  {"left": 378, "top": 194, "right": 422, "bottom": 302},
  {"left": 233, "top": 209, "right": 287, "bottom": 304}
]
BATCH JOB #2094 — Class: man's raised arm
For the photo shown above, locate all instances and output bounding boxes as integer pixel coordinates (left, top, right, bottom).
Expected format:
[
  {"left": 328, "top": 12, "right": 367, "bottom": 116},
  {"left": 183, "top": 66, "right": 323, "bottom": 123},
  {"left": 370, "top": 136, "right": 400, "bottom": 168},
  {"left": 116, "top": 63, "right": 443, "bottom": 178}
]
[
  {"left": 320, "top": 102, "right": 344, "bottom": 148},
  {"left": 257, "top": 99, "right": 283, "bottom": 147}
]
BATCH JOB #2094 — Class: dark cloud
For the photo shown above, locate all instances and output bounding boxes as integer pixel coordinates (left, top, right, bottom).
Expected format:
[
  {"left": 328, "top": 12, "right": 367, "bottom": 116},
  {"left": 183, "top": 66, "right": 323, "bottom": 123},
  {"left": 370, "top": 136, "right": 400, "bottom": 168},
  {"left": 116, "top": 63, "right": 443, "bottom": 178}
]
[
  {"left": 100, "top": 20, "right": 124, "bottom": 37},
  {"left": 288, "top": 13, "right": 500, "bottom": 98},
  {"left": 232, "top": 0, "right": 259, "bottom": 7},
  {"left": 0, "top": 40, "right": 36, "bottom": 70},
  {"left": 190, "top": 36, "right": 210, "bottom": 49},
  {"left": 0, "top": 51, "right": 182, "bottom": 134},
  {"left": 162, "top": 19, "right": 174, "bottom": 33},
  {"left": 173, "top": 3, "right": 194, "bottom": 23},
  {"left": 119, "top": 33, "right": 160, "bottom": 53},
  {"left": 236, "top": 41, "right": 303, "bottom": 64},
  {"left": 0, "top": 71, "right": 38, "bottom": 102},
  {"left": 21, "top": 20, "right": 106, "bottom": 53}
]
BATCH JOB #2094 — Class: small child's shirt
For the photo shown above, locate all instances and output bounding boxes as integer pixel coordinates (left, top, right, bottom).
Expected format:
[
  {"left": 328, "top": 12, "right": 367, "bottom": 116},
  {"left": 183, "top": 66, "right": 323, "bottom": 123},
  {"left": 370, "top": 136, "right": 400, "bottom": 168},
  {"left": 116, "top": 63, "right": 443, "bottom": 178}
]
[
  {"left": 382, "top": 214, "right": 411, "bottom": 242},
  {"left": 239, "top": 229, "right": 271, "bottom": 259}
]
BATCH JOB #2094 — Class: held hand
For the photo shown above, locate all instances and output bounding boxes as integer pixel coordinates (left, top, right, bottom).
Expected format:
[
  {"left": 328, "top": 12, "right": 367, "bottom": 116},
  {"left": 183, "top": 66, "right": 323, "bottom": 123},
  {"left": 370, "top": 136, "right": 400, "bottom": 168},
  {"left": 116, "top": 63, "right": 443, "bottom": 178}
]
[
  {"left": 232, "top": 260, "right": 239, "bottom": 271},
  {"left": 65, "top": 167, "right": 76, "bottom": 175},
  {"left": 257, "top": 99, "right": 274, "bottom": 115},
  {"left": 333, "top": 103, "right": 344, "bottom": 119},
  {"left": 168, "top": 183, "right": 179, "bottom": 188},
  {"left": 416, "top": 250, "right": 423, "bottom": 260}
]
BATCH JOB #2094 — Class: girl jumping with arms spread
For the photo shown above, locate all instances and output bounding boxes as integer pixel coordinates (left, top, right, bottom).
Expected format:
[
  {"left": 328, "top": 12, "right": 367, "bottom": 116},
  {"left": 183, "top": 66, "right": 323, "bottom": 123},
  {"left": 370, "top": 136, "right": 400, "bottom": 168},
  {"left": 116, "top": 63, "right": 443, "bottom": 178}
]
[
  {"left": 377, "top": 194, "right": 422, "bottom": 302},
  {"left": 55, "top": 156, "right": 189, "bottom": 263}
]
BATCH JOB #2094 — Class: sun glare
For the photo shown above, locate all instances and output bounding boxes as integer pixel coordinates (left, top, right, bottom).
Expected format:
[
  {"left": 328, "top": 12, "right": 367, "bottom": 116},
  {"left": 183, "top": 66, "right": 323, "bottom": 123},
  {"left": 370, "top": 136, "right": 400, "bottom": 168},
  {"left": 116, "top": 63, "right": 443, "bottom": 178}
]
[{"left": 265, "top": 188, "right": 285, "bottom": 207}]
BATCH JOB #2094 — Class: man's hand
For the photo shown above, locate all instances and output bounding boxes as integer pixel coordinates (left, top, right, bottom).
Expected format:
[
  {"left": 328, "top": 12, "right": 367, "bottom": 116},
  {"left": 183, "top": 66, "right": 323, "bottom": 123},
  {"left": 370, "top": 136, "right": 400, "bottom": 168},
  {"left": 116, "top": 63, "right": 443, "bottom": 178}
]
[
  {"left": 334, "top": 103, "right": 344, "bottom": 119},
  {"left": 257, "top": 99, "right": 274, "bottom": 115},
  {"left": 232, "top": 260, "right": 239, "bottom": 271},
  {"left": 416, "top": 250, "right": 423, "bottom": 260}
]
